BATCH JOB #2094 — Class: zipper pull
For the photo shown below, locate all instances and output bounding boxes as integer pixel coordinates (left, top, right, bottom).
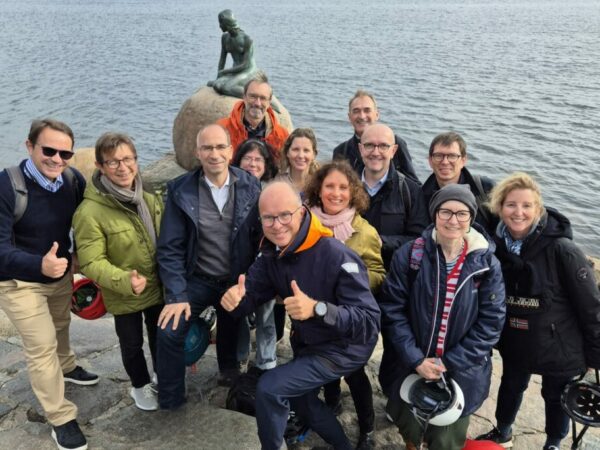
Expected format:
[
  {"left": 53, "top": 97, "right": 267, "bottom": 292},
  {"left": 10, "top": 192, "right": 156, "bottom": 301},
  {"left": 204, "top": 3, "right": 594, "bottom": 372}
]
[{"left": 551, "top": 323, "right": 556, "bottom": 336}]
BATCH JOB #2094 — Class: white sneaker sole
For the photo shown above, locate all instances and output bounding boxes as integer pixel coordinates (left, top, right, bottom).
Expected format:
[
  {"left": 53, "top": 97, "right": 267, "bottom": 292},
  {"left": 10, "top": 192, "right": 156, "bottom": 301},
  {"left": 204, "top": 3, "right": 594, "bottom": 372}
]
[
  {"left": 129, "top": 388, "right": 158, "bottom": 411},
  {"left": 51, "top": 429, "right": 88, "bottom": 450},
  {"left": 64, "top": 377, "right": 99, "bottom": 386}
]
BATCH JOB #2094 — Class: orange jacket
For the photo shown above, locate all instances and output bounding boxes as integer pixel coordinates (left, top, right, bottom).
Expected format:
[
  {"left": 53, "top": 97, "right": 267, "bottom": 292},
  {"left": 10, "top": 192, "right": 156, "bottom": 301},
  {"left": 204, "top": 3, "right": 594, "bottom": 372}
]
[{"left": 218, "top": 101, "right": 289, "bottom": 162}]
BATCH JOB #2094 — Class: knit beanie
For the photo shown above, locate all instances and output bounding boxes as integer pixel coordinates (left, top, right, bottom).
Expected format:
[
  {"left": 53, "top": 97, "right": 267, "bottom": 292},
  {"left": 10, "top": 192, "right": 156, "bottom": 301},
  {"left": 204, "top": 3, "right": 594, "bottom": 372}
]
[{"left": 429, "top": 184, "right": 477, "bottom": 223}]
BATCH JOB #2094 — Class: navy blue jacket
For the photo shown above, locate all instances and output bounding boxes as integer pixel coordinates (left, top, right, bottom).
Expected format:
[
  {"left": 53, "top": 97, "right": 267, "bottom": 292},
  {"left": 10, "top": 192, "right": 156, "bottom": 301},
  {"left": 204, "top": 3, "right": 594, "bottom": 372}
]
[
  {"left": 495, "top": 207, "right": 600, "bottom": 376},
  {"left": 232, "top": 209, "right": 381, "bottom": 371},
  {"left": 379, "top": 224, "right": 506, "bottom": 416},
  {"left": 157, "top": 166, "right": 261, "bottom": 303},
  {"left": 0, "top": 161, "right": 85, "bottom": 283}
]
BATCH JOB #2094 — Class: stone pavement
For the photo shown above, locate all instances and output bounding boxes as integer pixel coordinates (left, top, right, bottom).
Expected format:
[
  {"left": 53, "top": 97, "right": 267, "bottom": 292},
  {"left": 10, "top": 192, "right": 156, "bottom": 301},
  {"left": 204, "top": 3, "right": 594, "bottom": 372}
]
[{"left": 1, "top": 312, "right": 599, "bottom": 450}]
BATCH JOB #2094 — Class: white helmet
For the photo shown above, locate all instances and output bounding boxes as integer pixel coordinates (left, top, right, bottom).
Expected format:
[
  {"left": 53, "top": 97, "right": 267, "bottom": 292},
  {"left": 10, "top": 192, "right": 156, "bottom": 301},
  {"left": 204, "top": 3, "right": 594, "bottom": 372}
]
[{"left": 400, "top": 373, "right": 465, "bottom": 426}]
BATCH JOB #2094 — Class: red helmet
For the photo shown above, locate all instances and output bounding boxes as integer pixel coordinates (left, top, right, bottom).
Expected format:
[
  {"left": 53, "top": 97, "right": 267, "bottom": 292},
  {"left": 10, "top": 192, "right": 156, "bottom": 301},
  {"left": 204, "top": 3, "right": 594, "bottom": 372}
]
[{"left": 71, "top": 278, "right": 106, "bottom": 320}]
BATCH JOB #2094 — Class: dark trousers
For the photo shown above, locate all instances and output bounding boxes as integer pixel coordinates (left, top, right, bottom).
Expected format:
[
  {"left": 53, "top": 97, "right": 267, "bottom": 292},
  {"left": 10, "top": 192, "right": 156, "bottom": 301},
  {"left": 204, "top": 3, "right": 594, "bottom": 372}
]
[
  {"left": 156, "top": 275, "right": 241, "bottom": 409},
  {"left": 113, "top": 303, "right": 162, "bottom": 388},
  {"left": 323, "top": 366, "right": 374, "bottom": 434},
  {"left": 255, "top": 355, "right": 354, "bottom": 450},
  {"left": 496, "top": 361, "right": 572, "bottom": 440}
]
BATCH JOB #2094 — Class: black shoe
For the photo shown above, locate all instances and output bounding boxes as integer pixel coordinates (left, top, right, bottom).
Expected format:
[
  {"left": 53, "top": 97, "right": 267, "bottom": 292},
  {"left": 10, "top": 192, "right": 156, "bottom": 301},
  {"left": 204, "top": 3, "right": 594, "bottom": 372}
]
[
  {"left": 475, "top": 428, "right": 513, "bottom": 448},
  {"left": 217, "top": 368, "right": 240, "bottom": 387},
  {"left": 63, "top": 366, "right": 99, "bottom": 386},
  {"left": 356, "top": 431, "right": 375, "bottom": 450},
  {"left": 51, "top": 419, "right": 88, "bottom": 450}
]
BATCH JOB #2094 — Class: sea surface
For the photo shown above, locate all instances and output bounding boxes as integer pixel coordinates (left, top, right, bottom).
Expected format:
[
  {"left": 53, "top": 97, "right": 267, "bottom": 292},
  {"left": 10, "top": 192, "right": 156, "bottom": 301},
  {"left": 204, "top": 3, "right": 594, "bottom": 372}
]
[{"left": 1, "top": 0, "right": 598, "bottom": 254}]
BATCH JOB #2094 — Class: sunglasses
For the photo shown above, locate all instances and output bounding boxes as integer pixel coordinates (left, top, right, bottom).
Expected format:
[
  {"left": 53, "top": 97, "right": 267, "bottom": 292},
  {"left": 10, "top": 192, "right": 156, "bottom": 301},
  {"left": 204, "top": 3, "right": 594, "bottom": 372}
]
[{"left": 40, "top": 145, "right": 74, "bottom": 160}]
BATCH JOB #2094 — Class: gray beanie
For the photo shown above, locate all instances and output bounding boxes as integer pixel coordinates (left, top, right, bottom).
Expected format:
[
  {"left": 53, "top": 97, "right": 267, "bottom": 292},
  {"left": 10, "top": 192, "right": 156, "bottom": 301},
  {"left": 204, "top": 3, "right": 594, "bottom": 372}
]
[{"left": 429, "top": 184, "right": 477, "bottom": 222}]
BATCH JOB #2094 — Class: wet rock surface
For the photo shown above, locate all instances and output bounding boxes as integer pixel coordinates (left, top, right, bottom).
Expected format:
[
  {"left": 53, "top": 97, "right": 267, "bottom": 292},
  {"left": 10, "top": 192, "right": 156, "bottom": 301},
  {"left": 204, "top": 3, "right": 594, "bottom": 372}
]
[{"left": 0, "top": 313, "right": 598, "bottom": 449}]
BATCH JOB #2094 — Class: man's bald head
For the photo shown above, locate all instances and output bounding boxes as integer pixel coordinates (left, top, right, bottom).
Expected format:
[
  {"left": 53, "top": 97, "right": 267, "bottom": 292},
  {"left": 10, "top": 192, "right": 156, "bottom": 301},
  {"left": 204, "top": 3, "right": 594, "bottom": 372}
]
[
  {"left": 259, "top": 181, "right": 305, "bottom": 248},
  {"left": 361, "top": 123, "right": 394, "bottom": 144},
  {"left": 359, "top": 123, "right": 398, "bottom": 179}
]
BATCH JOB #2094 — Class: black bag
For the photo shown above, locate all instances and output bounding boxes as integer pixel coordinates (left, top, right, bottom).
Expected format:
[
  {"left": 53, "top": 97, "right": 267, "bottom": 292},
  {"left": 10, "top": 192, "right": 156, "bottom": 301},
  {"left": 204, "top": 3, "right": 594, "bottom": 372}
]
[{"left": 225, "top": 368, "right": 263, "bottom": 416}]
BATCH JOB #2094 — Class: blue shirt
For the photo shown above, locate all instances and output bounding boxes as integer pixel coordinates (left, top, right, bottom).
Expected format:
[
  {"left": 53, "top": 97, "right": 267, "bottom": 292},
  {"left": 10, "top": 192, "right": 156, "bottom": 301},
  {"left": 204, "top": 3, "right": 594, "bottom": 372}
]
[{"left": 361, "top": 167, "right": 390, "bottom": 197}]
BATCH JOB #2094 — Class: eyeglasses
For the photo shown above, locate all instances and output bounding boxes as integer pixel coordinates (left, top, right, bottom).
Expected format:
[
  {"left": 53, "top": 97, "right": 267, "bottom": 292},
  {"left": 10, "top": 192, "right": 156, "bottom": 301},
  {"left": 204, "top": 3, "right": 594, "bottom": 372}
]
[
  {"left": 39, "top": 145, "right": 74, "bottom": 160},
  {"left": 437, "top": 208, "right": 471, "bottom": 222},
  {"left": 102, "top": 156, "right": 137, "bottom": 169},
  {"left": 246, "top": 93, "right": 270, "bottom": 103},
  {"left": 241, "top": 155, "right": 265, "bottom": 165},
  {"left": 431, "top": 153, "right": 463, "bottom": 163},
  {"left": 198, "top": 144, "right": 230, "bottom": 153},
  {"left": 260, "top": 206, "right": 302, "bottom": 227},
  {"left": 361, "top": 143, "right": 393, "bottom": 152}
]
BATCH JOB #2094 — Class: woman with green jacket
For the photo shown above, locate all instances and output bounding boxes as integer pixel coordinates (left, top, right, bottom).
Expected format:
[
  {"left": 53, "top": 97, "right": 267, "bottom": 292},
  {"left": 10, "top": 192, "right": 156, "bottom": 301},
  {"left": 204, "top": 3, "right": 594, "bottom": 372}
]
[
  {"left": 305, "top": 160, "right": 385, "bottom": 450},
  {"left": 73, "top": 132, "right": 163, "bottom": 411}
]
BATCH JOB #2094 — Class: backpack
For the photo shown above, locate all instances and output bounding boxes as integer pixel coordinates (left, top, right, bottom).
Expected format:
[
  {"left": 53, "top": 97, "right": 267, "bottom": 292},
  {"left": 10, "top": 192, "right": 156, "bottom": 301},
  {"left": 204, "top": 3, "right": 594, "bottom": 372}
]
[
  {"left": 225, "top": 368, "right": 263, "bottom": 417},
  {"left": 5, "top": 165, "right": 80, "bottom": 223},
  {"left": 470, "top": 174, "right": 494, "bottom": 229},
  {"left": 408, "top": 236, "right": 426, "bottom": 286}
]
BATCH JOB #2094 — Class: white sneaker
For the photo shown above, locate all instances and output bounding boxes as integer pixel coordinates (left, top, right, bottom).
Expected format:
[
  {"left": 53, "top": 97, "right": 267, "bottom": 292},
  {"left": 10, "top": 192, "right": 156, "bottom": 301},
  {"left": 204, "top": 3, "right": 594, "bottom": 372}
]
[
  {"left": 149, "top": 373, "right": 158, "bottom": 394},
  {"left": 130, "top": 384, "right": 158, "bottom": 411}
]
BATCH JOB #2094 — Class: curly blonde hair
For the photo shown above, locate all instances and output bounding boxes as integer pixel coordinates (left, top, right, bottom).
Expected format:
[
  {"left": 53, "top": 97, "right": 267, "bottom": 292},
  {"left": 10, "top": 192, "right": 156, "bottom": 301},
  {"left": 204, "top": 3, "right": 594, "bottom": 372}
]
[{"left": 487, "top": 172, "right": 544, "bottom": 219}]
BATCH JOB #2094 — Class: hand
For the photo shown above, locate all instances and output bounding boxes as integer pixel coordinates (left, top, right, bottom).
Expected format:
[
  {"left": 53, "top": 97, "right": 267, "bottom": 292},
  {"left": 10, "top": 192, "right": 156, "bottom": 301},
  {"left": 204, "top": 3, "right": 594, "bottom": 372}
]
[
  {"left": 130, "top": 270, "right": 147, "bottom": 295},
  {"left": 415, "top": 358, "right": 447, "bottom": 380},
  {"left": 41, "top": 242, "right": 68, "bottom": 278},
  {"left": 283, "top": 280, "right": 317, "bottom": 321},
  {"left": 158, "top": 302, "right": 191, "bottom": 330},
  {"left": 221, "top": 274, "right": 246, "bottom": 312}
]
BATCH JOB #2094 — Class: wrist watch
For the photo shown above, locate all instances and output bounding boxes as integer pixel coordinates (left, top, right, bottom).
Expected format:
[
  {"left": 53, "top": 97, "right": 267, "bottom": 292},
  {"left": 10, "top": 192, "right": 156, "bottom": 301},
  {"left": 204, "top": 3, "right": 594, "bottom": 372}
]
[{"left": 314, "top": 301, "right": 327, "bottom": 318}]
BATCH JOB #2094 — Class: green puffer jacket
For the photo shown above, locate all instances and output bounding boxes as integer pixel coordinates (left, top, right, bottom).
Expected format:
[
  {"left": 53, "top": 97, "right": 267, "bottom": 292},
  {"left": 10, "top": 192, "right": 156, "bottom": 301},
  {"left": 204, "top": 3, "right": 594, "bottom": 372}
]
[
  {"left": 73, "top": 177, "right": 163, "bottom": 315},
  {"left": 345, "top": 214, "right": 386, "bottom": 294}
]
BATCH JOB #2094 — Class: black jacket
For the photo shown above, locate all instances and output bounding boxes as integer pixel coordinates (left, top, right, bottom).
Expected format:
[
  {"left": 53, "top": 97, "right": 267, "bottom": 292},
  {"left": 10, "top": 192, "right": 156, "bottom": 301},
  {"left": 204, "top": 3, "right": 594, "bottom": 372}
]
[
  {"left": 362, "top": 169, "right": 429, "bottom": 270},
  {"left": 333, "top": 134, "right": 420, "bottom": 183},
  {"left": 422, "top": 167, "right": 498, "bottom": 236},
  {"left": 494, "top": 207, "right": 600, "bottom": 376}
]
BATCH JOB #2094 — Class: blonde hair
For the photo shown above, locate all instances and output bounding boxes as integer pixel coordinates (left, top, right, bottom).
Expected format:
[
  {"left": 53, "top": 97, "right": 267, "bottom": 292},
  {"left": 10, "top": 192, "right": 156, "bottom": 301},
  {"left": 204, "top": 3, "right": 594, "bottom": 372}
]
[{"left": 488, "top": 172, "right": 544, "bottom": 218}]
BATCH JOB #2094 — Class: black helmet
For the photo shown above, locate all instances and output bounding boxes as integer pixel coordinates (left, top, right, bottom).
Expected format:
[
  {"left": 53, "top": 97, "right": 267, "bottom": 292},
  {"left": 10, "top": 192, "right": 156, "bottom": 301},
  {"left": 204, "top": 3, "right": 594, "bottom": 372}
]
[{"left": 561, "top": 370, "right": 600, "bottom": 427}]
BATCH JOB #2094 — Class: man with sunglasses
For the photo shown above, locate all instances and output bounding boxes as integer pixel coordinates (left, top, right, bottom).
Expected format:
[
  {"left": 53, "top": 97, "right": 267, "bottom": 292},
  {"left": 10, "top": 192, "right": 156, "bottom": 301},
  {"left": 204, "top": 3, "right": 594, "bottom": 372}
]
[
  {"left": 0, "top": 118, "right": 98, "bottom": 450},
  {"left": 422, "top": 132, "right": 497, "bottom": 235},
  {"left": 155, "top": 124, "right": 262, "bottom": 409},
  {"left": 221, "top": 181, "right": 380, "bottom": 450}
]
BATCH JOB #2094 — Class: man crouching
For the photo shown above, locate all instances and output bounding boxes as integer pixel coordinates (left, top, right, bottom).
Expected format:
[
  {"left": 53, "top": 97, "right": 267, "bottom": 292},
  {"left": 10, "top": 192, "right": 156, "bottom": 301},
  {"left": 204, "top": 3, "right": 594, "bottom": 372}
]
[{"left": 221, "top": 181, "right": 380, "bottom": 450}]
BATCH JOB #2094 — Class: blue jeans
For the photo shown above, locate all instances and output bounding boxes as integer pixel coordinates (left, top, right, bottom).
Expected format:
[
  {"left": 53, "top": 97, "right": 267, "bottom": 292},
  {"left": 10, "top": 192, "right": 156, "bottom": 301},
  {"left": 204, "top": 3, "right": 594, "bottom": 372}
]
[
  {"left": 237, "top": 299, "right": 277, "bottom": 370},
  {"left": 255, "top": 355, "right": 353, "bottom": 450},
  {"left": 156, "top": 275, "right": 241, "bottom": 409},
  {"left": 496, "top": 361, "right": 572, "bottom": 440}
]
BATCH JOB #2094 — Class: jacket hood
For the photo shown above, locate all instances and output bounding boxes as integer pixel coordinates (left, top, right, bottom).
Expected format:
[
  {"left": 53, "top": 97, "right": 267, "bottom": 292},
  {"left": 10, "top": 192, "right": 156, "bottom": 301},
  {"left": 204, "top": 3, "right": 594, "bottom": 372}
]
[
  {"left": 261, "top": 207, "right": 333, "bottom": 257},
  {"left": 539, "top": 206, "right": 572, "bottom": 240},
  {"left": 84, "top": 169, "right": 121, "bottom": 208}
]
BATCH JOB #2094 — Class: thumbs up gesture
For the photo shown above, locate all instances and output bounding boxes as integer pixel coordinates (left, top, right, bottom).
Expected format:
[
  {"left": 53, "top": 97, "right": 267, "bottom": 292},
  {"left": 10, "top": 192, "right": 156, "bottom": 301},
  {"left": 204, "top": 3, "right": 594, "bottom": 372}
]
[
  {"left": 284, "top": 280, "right": 317, "bottom": 321},
  {"left": 41, "top": 242, "right": 68, "bottom": 278},
  {"left": 130, "top": 270, "right": 147, "bottom": 295},
  {"left": 221, "top": 274, "right": 246, "bottom": 312}
]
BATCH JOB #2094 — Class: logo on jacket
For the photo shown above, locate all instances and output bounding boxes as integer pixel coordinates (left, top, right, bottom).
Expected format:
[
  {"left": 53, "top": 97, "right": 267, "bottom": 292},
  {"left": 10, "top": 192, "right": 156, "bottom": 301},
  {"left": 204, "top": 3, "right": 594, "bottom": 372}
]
[
  {"left": 341, "top": 262, "right": 359, "bottom": 274},
  {"left": 509, "top": 317, "right": 529, "bottom": 330},
  {"left": 506, "top": 295, "right": 540, "bottom": 309}
]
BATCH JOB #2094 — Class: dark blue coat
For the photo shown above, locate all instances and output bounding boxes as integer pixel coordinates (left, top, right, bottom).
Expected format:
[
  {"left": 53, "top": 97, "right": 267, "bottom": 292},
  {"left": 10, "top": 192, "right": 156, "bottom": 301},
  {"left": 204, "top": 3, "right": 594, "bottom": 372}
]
[
  {"left": 157, "top": 166, "right": 261, "bottom": 303},
  {"left": 379, "top": 224, "right": 506, "bottom": 416},
  {"left": 232, "top": 209, "right": 381, "bottom": 371}
]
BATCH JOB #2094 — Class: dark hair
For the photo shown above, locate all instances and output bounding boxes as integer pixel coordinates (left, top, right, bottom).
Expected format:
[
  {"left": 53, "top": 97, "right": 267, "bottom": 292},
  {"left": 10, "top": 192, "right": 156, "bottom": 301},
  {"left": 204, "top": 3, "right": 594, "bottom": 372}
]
[
  {"left": 28, "top": 118, "right": 74, "bottom": 148},
  {"left": 95, "top": 132, "right": 137, "bottom": 163},
  {"left": 429, "top": 131, "right": 467, "bottom": 157},
  {"left": 232, "top": 139, "right": 278, "bottom": 182},
  {"left": 280, "top": 128, "right": 319, "bottom": 175},
  {"left": 305, "top": 160, "right": 369, "bottom": 214}
]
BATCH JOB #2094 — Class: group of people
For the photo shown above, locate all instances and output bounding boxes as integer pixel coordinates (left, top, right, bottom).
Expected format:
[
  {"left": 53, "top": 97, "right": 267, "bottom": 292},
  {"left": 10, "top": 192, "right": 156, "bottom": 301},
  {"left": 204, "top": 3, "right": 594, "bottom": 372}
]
[{"left": 1, "top": 75, "right": 599, "bottom": 450}]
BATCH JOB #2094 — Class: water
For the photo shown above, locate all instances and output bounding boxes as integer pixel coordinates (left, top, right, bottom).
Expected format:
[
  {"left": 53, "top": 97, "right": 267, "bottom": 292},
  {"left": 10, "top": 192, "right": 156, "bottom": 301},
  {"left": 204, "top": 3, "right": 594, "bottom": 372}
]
[{"left": 1, "top": 0, "right": 598, "bottom": 254}]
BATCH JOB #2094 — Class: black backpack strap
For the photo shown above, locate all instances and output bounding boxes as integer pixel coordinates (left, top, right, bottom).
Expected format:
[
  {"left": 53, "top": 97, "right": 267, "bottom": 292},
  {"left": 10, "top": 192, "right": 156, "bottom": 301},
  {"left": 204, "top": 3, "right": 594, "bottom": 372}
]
[
  {"left": 396, "top": 171, "right": 411, "bottom": 215},
  {"left": 471, "top": 175, "right": 494, "bottom": 226},
  {"left": 6, "top": 166, "right": 28, "bottom": 223}
]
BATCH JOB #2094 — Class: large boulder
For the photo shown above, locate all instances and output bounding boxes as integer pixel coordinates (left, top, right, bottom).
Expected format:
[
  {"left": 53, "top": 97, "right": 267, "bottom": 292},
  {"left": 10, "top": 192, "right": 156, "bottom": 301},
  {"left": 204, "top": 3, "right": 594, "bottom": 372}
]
[
  {"left": 172, "top": 86, "right": 293, "bottom": 170},
  {"left": 69, "top": 147, "right": 96, "bottom": 181}
]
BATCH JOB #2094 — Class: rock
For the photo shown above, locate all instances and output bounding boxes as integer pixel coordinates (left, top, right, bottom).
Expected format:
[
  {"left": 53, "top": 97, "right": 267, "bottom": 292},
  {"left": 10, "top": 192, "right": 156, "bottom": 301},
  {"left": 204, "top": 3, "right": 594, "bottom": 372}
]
[
  {"left": 172, "top": 86, "right": 293, "bottom": 170},
  {"left": 0, "top": 309, "right": 17, "bottom": 338},
  {"left": 589, "top": 255, "right": 600, "bottom": 283},
  {"left": 140, "top": 152, "right": 188, "bottom": 193},
  {"left": 69, "top": 147, "right": 96, "bottom": 181}
]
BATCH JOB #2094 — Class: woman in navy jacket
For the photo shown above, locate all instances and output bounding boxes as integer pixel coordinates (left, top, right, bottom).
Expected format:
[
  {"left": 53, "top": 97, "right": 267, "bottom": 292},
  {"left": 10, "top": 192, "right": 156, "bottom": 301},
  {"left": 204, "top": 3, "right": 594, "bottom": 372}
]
[
  {"left": 476, "top": 172, "right": 600, "bottom": 450},
  {"left": 380, "top": 184, "right": 506, "bottom": 450}
]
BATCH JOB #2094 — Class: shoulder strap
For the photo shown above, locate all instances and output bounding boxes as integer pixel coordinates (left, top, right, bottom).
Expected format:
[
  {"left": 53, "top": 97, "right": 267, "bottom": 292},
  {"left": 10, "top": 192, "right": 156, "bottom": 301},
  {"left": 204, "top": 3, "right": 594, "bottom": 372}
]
[
  {"left": 6, "top": 166, "right": 28, "bottom": 223},
  {"left": 396, "top": 171, "right": 411, "bottom": 214},
  {"left": 63, "top": 167, "right": 81, "bottom": 201},
  {"left": 408, "top": 237, "right": 425, "bottom": 287},
  {"left": 471, "top": 175, "right": 487, "bottom": 203}
]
